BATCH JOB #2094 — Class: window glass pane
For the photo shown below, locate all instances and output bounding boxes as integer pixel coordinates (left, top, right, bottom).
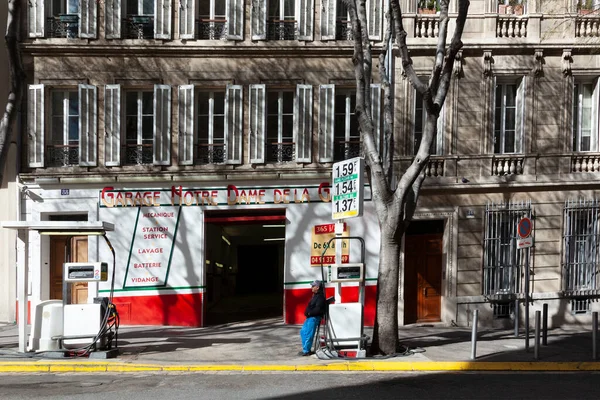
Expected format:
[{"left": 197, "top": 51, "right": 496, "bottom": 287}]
[
  {"left": 142, "top": 0, "right": 154, "bottom": 15},
  {"left": 52, "top": 116, "right": 63, "bottom": 143},
  {"left": 126, "top": 92, "right": 137, "bottom": 116},
  {"left": 282, "top": 91, "right": 294, "bottom": 113},
  {"left": 199, "top": 1, "right": 211, "bottom": 18},
  {"left": 125, "top": 116, "right": 138, "bottom": 141},
  {"left": 142, "top": 116, "right": 153, "bottom": 140},
  {"left": 334, "top": 94, "right": 346, "bottom": 114},
  {"left": 198, "top": 92, "right": 210, "bottom": 116},
  {"left": 215, "top": 0, "right": 226, "bottom": 17},
  {"left": 504, "top": 130, "right": 515, "bottom": 153},
  {"left": 282, "top": 115, "right": 293, "bottom": 140},
  {"left": 505, "top": 84, "right": 517, "bottom": 107},
  {"left": 334, "top": 115, "right": 345, "bottom": 139},
  {"left": 52, "top": 92, "right": 64, "bottom": 115},
  {"left": 67, "top": 0, "right": 79, "bottom": 14},
  {"left": 213, "top": 92, "right": 225, "bottom": 115},
  {"left": 213, "top": 116, "right": 225, "bottom": 141},
  {"left": 582, "top": 136, "right": 591, "bottom": 152},
  {"left": 127, "top": 0, "right": 138, "bottom": 15},
  {"left": 284, "top": 0, "right": 295, "bottom": 19},
  {"left": 142, "top": 92, "right": 153, "bottom": 115},
  {"left": 68, "top": 116, "right": 79, "bottom": 143},
  {"left": 68, "top": 92, "right": 78, "bottom": 116},
  {"left": 267, "top": 115, "right": 279, "bottom": 140},
  {"left": 198, "top": 116, "right": 209, "bottom": 141},
  {"left": 268, "top": 92, "right": 279, "bottom": 114},
  {"left": 337, "top": 1, "right": 349, "bottom": 18},
  {"left": 269, "top": 0, "right": 280, "bottom": 18},
  {"left": 505, "top": 108, "right": 516, "bottom": 131}
]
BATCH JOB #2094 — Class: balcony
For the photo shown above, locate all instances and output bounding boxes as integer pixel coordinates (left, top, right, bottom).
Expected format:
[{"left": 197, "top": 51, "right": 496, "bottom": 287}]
[
  {"left": 47, "top": 144, "right": 79, "bottom": 167},
  {"left": 571, "top": 153, "right": 600, "bottom": 172},
  {"left": 267, "top": 20, "right": 297, "bottom": 40},
  {"left": 266, "top": 142, "right": 295, "bottom": 163},
  {"left": 496, "top": 15, "right": 528, "bottom": 38},
  {"left": 334, "top": 140, "right": 362, "bottom": 161},
  {"left": 123, "top": 144, "right": 153, "bottom": 165},
  {"left": 415, "top": 14, "right": 439, "bottom": 38},
  {"left": 46, "top": 14, "right": 79, "bottom": 38},
  {"left": 336, "top": 19, "right": 354, "bottom": 40},
  {"left": 197, "top": 19, "right": 228, "bottom": 40},
  {"left": 425, "top": 157, "right": 444, "bottom": 177},
  {"left": 576, "top": 14, "right": 600, "bottom": 37},
  {"left": 123, "top": 15, "right": 154, "bottom": 39},
  {"left": 197, "top": 142, "right": 226, "bottom": 164},
  {"left": 491, "top": 155, "right": 524, "bottom": 176}
]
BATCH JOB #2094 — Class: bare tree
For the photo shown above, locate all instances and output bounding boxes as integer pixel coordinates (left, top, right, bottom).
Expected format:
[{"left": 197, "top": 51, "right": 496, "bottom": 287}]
[
  {"left": 345, "top": 0, "right": 469, "bottom": 355},
  {"left": 0, "top": 0, "right": 25, "bottom": 185}
]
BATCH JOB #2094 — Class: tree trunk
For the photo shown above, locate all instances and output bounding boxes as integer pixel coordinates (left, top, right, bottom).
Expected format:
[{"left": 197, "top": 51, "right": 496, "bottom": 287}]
[
  {"left": 372, "top": 224, "right": 401, "bottom": 355},
  {"left": 0, "top": 0, "right": 24, "bottom": 185}
]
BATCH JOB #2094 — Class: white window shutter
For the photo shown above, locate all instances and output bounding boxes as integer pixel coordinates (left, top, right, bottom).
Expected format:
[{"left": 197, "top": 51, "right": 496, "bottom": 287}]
[
  {"left": 28, "top": 84, "right": 44, "bottom": 168},
  {"left": 436, "top": 104, "right": 445, "bottom": 155},
  {"left": 225, "top": 85, "right": 243, "bottom": 164},
  {"left": 367, "top": 0, "right": 383, "bottom": 41},
  {"left": 318, "top": 84, "right": 335, "bottom": 162},
  {"left": 249, "top": 84, "right": 266, "bottom": 163},
  {"left": 251, "top": 0, "right": 267, "bottom": 40},
  {"left": 294, "top": 84, "right": 313, "bottom": 163},
  {"left": 178, "top": 85, "right": 195, "bottom": 165},
  {"left": 79, "top": 84, "right": 98, "bottom": 166},
  {"left": 79, "top": 0, "right": 98, "bottom": 39},
  {"left": 296, "top": 0, "right": 314, "bottom": 41},
  {"left": 179, "top": 0, "right": 195, "bottom": 39},
  {"left": 515, "top": 78, "right": 525, "bottom": 154},
  {"left": 105, "top": 0, "right": 122, "bottom": 39},
  {"left": 592, "top": 79, "right": 599, "bottom": 152},
  {"left": 104, "top": 84, "right": 121, "bottom": 166},
  {"left": 155, "top": 0, "right": 173, "bottom": 39},
  {"left": 320, "top": 0, "right": 336, "bottom": 41},
  {"left": 227, "top": 0, "right": 244, "bottom": 40},
  {"left": 29, "top": 0, "right": 45, "bottom": 38},
  {"left": 370, "top": 84, "right": 382, "bottom": 155},
  {"left": 154, "top": 85, "right": 172, "bottom": 165}
]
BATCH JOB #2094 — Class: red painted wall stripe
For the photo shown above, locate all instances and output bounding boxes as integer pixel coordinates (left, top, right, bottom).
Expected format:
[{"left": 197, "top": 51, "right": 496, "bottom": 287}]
[{"left": 111, "top": 292, "right": 203, "bottom": 326}]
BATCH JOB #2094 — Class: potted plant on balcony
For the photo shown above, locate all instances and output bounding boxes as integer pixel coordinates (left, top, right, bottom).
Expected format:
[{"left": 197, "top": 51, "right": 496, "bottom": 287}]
[
  {"left": 578, "top": 0, "right": 596, "bottom": 15},
  {"left": 418, "top": 0, "right": 438, "bottom": 14},
  {"left": 498, "top": 0, "right": 524, "bottom": 15}
]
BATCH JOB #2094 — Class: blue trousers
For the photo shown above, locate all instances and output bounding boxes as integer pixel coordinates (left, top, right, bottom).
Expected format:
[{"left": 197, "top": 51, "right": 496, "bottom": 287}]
[{"left": 300, "top": 316, "right": 321, "bottom": 354}]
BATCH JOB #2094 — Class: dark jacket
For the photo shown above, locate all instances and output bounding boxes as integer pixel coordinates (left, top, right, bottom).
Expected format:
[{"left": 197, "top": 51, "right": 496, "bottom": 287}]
[{"left": 304, "top": 290, "right": 326, "bottom": 318}]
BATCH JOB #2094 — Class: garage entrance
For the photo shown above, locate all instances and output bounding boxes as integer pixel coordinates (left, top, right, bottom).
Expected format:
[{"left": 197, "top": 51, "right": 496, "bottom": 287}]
[{"left": 204, "top": 210, "right": 286, "bottom": 325}]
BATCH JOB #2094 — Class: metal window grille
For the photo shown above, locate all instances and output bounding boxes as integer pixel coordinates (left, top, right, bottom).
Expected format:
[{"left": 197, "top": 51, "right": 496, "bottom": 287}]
[
  {"left": 571, "top": 298, "right": 591, "bottom": 315},
  {"left": 492, "top": 302, "right": 513, "bottom": 319},
  {"left": 484, "top": 201, "right": 531, "bottom": 296},
  {"left": 562, "top": 200, "right": 600, "bottom": 295}
]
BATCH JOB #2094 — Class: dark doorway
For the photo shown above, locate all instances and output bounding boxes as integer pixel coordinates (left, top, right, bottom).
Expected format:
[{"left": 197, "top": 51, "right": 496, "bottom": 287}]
[
  {"left": 404, "top": 220, "right": 444, "bottom": 324},
  {"left": 203, "top": 210, "right": 285, "bottom": 325}
]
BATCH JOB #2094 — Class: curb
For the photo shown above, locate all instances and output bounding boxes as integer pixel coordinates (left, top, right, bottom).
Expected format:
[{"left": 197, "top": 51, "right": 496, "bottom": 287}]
[{"left": 1, "top": 361, "right": 600, "bottom": 373}]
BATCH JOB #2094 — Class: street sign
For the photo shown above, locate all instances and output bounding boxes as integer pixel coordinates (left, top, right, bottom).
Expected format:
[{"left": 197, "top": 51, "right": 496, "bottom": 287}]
[
  {"left": 332, "top": 157, "right": 364, "bottom": 220},
  {"left": 517, "top": 237, "right": 533, "bottom": 249},
  {"left": 517, "top": 217, "right": 532, "bottom": 239}
]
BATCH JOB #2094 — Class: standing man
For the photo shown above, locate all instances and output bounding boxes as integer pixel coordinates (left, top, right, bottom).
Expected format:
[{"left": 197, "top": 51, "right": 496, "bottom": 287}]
[{"left": 298, "top": 280, "right": 326, "bottom": 356}]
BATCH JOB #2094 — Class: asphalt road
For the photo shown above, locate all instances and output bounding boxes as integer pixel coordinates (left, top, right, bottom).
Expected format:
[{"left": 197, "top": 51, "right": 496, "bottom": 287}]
[{"left": 0, "top": 371, "right": 598, "bottom": 400}]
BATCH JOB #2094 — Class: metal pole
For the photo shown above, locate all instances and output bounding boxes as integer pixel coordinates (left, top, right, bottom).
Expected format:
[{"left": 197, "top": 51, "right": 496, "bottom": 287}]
[
  {"left": 514, "top": 299, "right": 519, "bottom": 337},
  {"left": 542, "top": 303, "right": 548, "bottom": 346},
  {"left": 524, "top": 248, "right": 530, "bottom": 352},
  {"left": 534, "top": 310, "right": 541, "bottom": 360},
  {"left": 593, "top": 311, "right": 598, "bottom": 361},
  {"left": 471, "top": 309, "right": 478, "bottom": 360}
]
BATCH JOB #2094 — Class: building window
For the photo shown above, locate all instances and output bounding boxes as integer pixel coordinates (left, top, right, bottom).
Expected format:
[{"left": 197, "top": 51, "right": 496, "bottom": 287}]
[
  {"left": 497, "top": 0, "right": 525, "bottom": 15},
  {"left": 198, "top": 0, "right": 227, "bottom": 39},
  {"left": 413, "top": 89, "right": 444, "bottom": 155},
  {"left": 49, "top": 91, "right": 79, "bottom": 167},
  {"left": 197, "top": 91, "right": 226, "bottom": 164},
  {"left": 124, "top": 0, "right": 156, "bottom": 39},
  {"left": 266, "top": 90, "right": 295, "bottom": 163},
  {"left": 268, "top": 0, "right": 296, "bottom": 40},
  {"left": 563, "top": 200, "right": 600, "bottom": 293},
  {"left": 573, "top": 80, "right": 598, "bottom": 152},
  {"left": 333, "top": 90, "right": 360, "bottom": 161},
  {"left": 484, "top": 202, "right": 531, "bottom": 295},
  {"left": 125, "top": 91, "right": 154, "bottom": 165},
  {"left": 494, "top": 79, "right": 524, "bottom": 154}
]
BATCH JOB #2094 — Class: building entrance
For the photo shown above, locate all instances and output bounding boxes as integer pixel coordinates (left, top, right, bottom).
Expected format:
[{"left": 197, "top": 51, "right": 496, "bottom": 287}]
[
  {"left": 404, "top": 220, "right": 444, "bottom": 324},
  {"left": 203, "top": 210, "right": 286, "bottom": 325}
]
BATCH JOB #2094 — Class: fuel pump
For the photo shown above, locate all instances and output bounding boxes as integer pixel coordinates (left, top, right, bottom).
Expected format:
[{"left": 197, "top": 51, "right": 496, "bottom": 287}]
[
  {"left": 59, "top": 261, "right": 115, "bottom": 353},
  {"left": 317, "top": 235, "right": 369, "bottom": 359}
]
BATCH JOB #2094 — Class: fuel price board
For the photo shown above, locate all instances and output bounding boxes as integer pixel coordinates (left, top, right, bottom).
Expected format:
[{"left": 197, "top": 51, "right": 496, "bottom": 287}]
[{"left": 332, "top": 157, "right": 364, "bottom": 220}]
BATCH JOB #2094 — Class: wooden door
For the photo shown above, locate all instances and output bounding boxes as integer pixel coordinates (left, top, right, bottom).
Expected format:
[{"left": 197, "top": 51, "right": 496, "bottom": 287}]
[
  {"left": 404, "top": 234, "right": 443, "bottom": 324},
  {"left": 49, "top": 237, "right": 68, "bottom": 300},
  {"left": 49, "top": 236, "right": 88, "bottom": 303},
  {"left": 70, "top": 237, "right": 89, "bottom": 304}
]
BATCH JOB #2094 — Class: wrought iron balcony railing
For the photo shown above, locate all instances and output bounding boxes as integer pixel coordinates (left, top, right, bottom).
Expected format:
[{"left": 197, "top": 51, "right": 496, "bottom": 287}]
[
  {"left": 197, "top": 142, "right": 226, "bottom": 164},
  {"left": 197, "top": 19, "right": 228, "bottom": 40},
  {"left": 123, "top": 144, "right": 153, "bottom": 165},
  {"left": 46, "top": 14, "right": 79, "bottom": 38},
  {"left": 334, "top": 140, "right": 362, "bottom": 161},
  {"left": 47, "top": 144, "right": 79, "bottom": 167},
  {"left": 336, "top": 19, "right": 354, "bottom": 40},
  {"left": 267, "top": 20, "right": 297, "bottom": 40},
  {"left": 123, "top": 15, "right": 154, "bottom": 39},
  {"left": 266, "top": 142, "right": 295, "bottom": 163}
]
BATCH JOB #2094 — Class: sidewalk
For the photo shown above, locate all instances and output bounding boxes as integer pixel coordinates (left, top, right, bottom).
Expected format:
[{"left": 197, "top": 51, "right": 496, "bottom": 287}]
[{"left": 0, "top": 319, "right": 599, "bottom": 372}]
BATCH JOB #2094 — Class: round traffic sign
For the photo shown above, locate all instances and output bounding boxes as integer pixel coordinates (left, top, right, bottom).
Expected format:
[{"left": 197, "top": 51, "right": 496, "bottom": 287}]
[{"left": 517, "top": 217, "right": 532, "bottom": 239}]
